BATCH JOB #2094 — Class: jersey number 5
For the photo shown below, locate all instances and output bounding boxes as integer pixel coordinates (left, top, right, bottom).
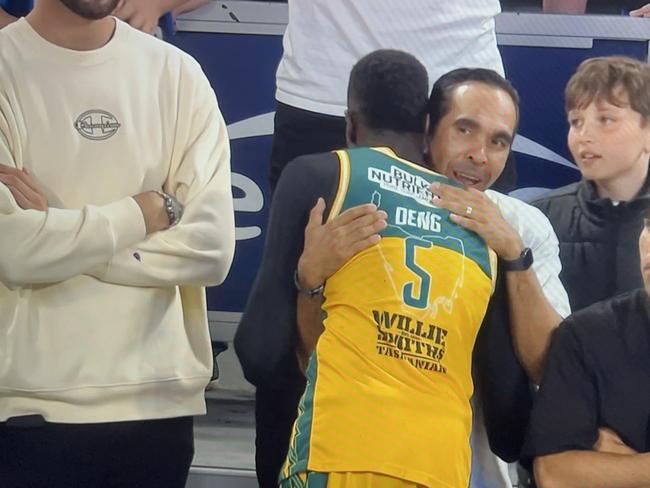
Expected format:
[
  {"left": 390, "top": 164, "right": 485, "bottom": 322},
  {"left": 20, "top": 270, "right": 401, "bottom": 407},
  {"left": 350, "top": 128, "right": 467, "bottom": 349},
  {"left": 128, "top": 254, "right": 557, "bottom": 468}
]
[{"left": 403, "top": 237, "right": 433, "bottom": 309}]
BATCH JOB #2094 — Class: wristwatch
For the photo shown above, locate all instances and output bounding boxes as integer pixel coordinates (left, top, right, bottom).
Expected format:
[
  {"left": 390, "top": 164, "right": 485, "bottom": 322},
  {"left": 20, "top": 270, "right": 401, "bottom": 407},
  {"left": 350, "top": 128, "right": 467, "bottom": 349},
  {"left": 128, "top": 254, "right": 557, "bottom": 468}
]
[
  {"left": 501, "top": 247, "right": 534, "bottom": 272},
  {"left": 156, "top": 190, "right": 184, "bottom": 227},
  {"left": 294, "top": 269, "right": 325, "bottom": 297}
]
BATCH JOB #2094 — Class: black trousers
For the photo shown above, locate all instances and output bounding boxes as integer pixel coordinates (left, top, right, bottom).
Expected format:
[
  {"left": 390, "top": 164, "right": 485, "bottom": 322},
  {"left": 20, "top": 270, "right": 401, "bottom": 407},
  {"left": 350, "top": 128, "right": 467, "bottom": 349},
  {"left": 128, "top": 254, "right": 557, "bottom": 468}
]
[
  {"left": 0, "top": 416, "right": 194, "bottom": 488},
  {"left": 255, "top": 371, "right": 306, "bottom": 488},
  {"left": 268, "top": 101, "right": 518, "bottom": 195}
]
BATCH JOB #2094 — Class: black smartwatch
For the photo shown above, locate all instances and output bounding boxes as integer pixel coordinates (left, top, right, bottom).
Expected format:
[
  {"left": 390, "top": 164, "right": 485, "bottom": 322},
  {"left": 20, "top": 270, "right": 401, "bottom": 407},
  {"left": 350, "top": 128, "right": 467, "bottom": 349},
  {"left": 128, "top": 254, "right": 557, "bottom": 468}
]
[{"left": 501, "top": 247, "right": 534, "bottom": 272}]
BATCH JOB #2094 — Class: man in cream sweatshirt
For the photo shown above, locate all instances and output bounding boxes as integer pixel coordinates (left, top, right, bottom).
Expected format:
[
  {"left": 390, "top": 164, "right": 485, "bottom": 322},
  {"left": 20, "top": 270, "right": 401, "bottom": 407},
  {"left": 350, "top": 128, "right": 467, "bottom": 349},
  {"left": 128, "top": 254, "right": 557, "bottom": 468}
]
[{"left": 0, "top": 1, "right": 235, "bottom": 486}]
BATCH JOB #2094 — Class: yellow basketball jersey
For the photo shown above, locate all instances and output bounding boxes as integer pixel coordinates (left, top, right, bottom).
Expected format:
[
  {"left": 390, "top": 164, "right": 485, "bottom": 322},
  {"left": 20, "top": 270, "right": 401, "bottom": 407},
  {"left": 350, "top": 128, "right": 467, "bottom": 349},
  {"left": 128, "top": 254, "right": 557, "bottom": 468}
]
[{"left": 282, "top": 147, "right": 496, "bottom": 488}]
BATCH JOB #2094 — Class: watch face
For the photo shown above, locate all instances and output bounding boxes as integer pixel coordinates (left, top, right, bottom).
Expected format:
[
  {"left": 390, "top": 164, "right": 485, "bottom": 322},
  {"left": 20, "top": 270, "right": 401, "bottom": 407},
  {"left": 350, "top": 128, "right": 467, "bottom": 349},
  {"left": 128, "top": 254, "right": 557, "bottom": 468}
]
[
  {"left": 504, "top": 247, "right": 533, "bottom": 271},
  {"left": 518, "top": 247, "right": 533, "bottom": 270},
  {"left": 523, "top": 247, "right": 533, "bottom": 266}
]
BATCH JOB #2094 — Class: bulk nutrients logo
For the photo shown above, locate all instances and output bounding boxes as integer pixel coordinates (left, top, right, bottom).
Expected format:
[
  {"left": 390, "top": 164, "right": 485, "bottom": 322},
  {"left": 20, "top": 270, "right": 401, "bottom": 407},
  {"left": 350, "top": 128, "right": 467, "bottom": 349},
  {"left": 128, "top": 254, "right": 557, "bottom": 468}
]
[{"left": 74, "top": 110, "right": 121, "bottom": 141}]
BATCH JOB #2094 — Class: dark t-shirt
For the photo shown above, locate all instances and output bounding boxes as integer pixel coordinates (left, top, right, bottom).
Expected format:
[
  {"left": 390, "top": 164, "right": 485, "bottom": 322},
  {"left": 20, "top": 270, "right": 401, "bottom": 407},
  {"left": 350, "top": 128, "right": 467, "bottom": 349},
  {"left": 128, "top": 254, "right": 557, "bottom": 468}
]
[{"left": 524, "top": 289, "right": 650, "bottom": 460}]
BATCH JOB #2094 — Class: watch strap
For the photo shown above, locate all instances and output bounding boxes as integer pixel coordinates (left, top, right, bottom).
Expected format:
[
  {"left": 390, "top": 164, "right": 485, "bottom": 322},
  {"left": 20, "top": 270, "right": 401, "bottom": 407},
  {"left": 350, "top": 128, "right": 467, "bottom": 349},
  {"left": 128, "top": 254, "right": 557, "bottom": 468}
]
[
  {"left": 294, "top": 269, "right": 324, "bottom": 297},
  {"left": 155, "top": 190, "right": 183, "bottom": 227},
  {"left": 501, "top": 247, "right": 534, "bottom": 272}
]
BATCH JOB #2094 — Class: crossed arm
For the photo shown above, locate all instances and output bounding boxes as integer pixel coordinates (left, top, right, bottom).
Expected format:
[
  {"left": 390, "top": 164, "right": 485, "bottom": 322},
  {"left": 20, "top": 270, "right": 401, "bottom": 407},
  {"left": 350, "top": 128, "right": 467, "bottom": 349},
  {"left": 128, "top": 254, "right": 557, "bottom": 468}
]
[
  {"left": 535, "top": 450, "right": 650, "bottom": 488},
  {"left": 0, "top": 63, "right": 234, "bottom": 290},
  {"left": 527, "top": 324, "right": 650, "bottom": 488}
]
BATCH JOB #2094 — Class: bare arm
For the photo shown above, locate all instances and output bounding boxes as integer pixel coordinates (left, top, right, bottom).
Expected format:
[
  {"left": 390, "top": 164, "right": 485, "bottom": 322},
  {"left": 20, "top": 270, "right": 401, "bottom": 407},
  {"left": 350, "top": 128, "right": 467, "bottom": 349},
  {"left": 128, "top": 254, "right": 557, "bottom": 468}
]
[
  {"left": 543, "top": 0, "right": 587, "bottom": 13},
  {"left": 431, "top": 183, "right": 563, "bottom": 383},
  {"left": 505, "top": 267, "right": 562, "bottom": 383},
  {"left": 535, "top": 452, "right": 650, "bottom": 488}
]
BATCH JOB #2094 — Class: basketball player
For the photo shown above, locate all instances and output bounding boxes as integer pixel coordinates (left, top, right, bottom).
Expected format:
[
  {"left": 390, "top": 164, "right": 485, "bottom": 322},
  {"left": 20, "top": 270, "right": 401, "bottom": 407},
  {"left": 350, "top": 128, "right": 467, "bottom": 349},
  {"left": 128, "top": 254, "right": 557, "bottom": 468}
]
[{"left": 239, "top": 49, "right": 497, "bottom": 488}]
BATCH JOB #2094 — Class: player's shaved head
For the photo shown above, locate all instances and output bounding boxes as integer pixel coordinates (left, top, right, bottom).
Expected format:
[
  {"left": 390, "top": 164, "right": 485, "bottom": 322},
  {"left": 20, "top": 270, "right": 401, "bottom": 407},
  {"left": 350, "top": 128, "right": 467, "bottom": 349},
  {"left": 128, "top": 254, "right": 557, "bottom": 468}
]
[{"left": 347, "top": 49, "right": 429, "bottom": 135}]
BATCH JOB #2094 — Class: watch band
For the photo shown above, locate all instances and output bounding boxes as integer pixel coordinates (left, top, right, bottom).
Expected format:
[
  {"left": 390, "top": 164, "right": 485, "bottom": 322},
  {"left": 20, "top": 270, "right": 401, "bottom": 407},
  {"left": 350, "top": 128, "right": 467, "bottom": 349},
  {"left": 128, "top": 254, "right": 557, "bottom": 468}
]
[
  {"left": 294, "top": 269, "right": 325, "bottom": 297},
  {"left": 155, "top": 190, "right": 183, "bottom": 227},
  {"left": 501, "top": 247, "right": 534, "bottom": 272}
]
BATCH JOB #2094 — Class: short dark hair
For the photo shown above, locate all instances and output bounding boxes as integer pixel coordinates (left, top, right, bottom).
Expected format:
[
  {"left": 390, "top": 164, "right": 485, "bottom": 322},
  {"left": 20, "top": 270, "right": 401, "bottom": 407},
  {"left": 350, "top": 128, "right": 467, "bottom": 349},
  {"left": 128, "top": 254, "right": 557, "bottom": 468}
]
[
  {"left": 565, "top": 56, "right": 650, "bottom": 121},
  {"left": 427, "top": 68, "right": 520, "bottom": 136},
  {"left": 348, "top": 49, "right": 429, "bottom": 134}
]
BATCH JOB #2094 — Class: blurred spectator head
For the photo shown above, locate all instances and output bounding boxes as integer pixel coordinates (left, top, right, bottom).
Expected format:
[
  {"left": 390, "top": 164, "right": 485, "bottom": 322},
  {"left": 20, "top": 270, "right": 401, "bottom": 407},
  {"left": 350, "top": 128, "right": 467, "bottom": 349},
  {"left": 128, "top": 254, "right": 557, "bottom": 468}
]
[
  {"left": 566, "top": 56, "right": 650, "bottom": 121},
  {"left": 565, "top": 56, "right": 650, "bottom": 186}
]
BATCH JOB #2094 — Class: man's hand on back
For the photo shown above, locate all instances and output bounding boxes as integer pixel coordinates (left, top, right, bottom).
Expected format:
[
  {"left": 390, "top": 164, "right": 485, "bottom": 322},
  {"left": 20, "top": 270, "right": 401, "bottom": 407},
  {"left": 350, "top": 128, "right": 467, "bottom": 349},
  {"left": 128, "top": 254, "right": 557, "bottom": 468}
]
[
  {"left": 297, "top": 198, "right": 388, "bottom": 289},
  {"left": 430, "top": 182, "right": 524, "bottom": 260},
  {"left": 0, "top": 164, "right": 49, "bottom": 211}
]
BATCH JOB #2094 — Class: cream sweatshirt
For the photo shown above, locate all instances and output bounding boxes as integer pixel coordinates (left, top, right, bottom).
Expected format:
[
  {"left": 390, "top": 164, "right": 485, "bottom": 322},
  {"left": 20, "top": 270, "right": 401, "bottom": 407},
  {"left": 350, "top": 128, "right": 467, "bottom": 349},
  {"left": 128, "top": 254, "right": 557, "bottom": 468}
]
[{"left": 0, "top": 18, "right": 235, "bottom": 423}]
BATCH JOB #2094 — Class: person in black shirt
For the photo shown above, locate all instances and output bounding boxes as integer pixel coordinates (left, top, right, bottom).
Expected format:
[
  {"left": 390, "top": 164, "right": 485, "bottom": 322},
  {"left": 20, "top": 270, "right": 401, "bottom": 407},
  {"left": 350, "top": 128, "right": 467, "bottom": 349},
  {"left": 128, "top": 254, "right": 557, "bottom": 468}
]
[{"left": 524, "top": 211, "right": 650, "bottom": 487}]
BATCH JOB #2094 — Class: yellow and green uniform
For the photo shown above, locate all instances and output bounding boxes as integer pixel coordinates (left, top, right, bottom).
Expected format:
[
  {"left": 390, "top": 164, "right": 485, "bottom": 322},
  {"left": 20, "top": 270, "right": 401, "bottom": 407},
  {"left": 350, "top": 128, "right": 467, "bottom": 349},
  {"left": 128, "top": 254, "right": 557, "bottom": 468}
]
[{"left": 281, "top": 147, "right": 496, "bottom": 488}]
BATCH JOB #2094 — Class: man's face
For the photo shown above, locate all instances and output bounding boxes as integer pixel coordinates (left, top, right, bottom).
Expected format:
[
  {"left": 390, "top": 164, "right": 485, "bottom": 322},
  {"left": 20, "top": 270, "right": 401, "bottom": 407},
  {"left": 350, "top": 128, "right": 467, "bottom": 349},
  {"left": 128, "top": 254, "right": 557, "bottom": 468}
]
[
  {"left": 639, "top": 218, "right": 650, "bottom": 295},
  {"left": 59, "top": 0, "right": 121, "bottom": 20},
  {"left": 428, "top": 82, "right": 517, "bottom": 191},
  {"left": 567, "top": 89, "right": 650, "bottom": 186}
]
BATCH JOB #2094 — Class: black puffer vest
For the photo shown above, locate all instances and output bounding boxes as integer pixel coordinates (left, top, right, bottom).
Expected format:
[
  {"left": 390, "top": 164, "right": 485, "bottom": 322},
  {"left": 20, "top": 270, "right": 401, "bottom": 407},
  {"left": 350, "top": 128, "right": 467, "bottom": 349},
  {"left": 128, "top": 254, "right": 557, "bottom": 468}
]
[{"left": 533, "top": 176, "right": 650, "bottom": 312}]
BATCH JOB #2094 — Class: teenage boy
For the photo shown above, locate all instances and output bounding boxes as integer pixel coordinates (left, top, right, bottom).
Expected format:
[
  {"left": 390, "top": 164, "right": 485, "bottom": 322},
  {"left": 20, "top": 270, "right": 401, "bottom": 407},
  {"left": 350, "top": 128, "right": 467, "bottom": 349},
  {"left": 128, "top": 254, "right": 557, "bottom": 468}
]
[{"left": 534, "top": 56, "right": 650, "bottom": 311}]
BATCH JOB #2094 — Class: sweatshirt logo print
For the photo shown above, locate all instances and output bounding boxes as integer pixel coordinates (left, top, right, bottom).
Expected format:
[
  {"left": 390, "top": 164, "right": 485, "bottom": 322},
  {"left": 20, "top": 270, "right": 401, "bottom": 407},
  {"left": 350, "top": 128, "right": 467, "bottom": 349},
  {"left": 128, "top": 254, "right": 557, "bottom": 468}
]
[{"left": 74, "top": 110, "right": 121, "bottom": 141}]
